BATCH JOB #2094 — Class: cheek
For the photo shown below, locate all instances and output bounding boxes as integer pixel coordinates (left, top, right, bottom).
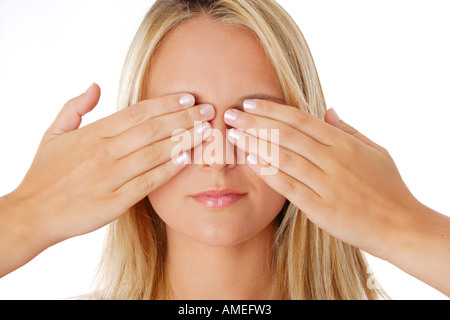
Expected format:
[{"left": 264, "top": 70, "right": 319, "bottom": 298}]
[
  {"left": 147, "top": 180, "right": 179, "bottom": 223},
  {"left": 252, "top": 183, "right": 287, "bottom": 222}
]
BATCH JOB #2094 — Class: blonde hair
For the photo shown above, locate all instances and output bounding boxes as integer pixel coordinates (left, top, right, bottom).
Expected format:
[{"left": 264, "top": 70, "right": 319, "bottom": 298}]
[{"left": 95, "top": 0, "right": 387, "bottom": 299}]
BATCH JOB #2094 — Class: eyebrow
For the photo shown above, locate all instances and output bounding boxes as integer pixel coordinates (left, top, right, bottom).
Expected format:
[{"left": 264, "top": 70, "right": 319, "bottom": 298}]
[{"left": 168, "top": 91, "right": 285, "bottom": 107}]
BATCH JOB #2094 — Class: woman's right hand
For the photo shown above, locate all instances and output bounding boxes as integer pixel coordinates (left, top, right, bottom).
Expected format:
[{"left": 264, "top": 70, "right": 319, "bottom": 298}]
[{"left": 0, "top": 83, "right": 214, "bottom": 276}]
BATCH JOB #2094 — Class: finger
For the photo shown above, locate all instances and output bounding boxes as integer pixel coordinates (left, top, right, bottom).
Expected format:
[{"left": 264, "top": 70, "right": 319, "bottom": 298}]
[
  {"left": 227, "top": 128, "right": 325, "bottom": 195},
  {"left": 109, "top": 103, "right": 215, "bottom": 159},
  {"left": 97, "top": 93, "right": 196, "bottom": 138},
  {"left": 112, "top": 122, "right": 212, "bottom": 190},
  {"left": 46, "top": 83, "right": 101, "bottom": 137},
  {"left": 224, "top": 108, "right": 327, "bottom": 168},
  {"left": 114, "top": 151, "right": 191, "bottom": 206},
  {"left": 245, "top": 153, "right": 321, "bottom": 216},
  {"left": 241, "top": 99, "right": 342, "bottom": 146},
  {"left": 325, "top": 108, "right": 389, "bottom": 154}
]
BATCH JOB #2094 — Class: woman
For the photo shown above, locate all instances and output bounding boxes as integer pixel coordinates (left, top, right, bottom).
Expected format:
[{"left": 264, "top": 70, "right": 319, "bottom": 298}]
[{"left": 0, "top": 0, "right": 449, "bottom": 299}]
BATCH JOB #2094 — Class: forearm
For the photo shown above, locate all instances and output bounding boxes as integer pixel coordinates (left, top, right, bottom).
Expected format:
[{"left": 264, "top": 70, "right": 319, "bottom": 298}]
[
  {"left": 385, "top": 201, "right": 450, "bottom": 297},
  {"left": 0, "top": 191, "right": 49, "bottom": 278}
]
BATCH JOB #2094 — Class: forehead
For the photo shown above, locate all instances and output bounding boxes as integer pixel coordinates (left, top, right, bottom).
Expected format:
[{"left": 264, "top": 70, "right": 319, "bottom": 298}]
[{"left": 145, "top": 16, "right": 282, "bottom": 101}]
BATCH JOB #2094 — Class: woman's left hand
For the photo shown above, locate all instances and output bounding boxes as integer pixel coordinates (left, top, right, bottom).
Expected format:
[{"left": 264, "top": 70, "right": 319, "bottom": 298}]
[{"left": 223, "top": 100, "right": 429, "bottom": 260}]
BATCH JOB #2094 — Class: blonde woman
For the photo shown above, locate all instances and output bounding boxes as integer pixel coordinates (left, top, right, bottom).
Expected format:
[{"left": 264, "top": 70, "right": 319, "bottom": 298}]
[{"left": 0, "top": 0, "right": 449, "bottom": 299}]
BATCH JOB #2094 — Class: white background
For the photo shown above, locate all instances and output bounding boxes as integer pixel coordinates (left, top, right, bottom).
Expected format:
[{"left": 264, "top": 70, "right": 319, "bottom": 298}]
[{"left": 0, "top": 0, "right": 449, "bottom": 299}]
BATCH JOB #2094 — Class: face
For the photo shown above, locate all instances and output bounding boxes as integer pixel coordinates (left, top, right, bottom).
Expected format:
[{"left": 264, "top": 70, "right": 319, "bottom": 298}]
[{"left": 144, "top": 16, "right": 287, "bottom": 247}]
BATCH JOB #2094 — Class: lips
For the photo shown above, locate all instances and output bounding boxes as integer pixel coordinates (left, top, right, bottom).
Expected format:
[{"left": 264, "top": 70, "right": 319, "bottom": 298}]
[{"left": 191, "top": 189, "right": 247, "bottom": 208}]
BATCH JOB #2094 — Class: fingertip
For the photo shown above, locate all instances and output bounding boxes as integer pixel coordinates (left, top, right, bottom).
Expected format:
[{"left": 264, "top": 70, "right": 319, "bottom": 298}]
[
  {"left": 247, "top": 153, "right": 259, "bottom": 166},
  {"left": 174, "top": 151, "right": 191, "bottom": 166},
  {"left": 85, "top": 83, "right": 95, "bottom": 93},
  {"left": 77, "top": 82, "right": 101, "bottom": 115},
  {"left": 325, "top": 108, "right": 341, "bottom": 127},
  {"left": 179, "top": 94, "right": 196, "bottom": 108},
  {"left": 85, "top": 82, "right": 101, "bottom": 97},
  {"left": 328, "top": 108, "right": 340, "bottom": 121}
]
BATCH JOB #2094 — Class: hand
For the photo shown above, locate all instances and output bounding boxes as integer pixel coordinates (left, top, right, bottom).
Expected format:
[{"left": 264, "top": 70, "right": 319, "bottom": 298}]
[
  {"left": 9, "top": 84, "right": 214, "bottom": 248},
  {"left": 223, "top": 100, "right": 420, "bottom": 260}
]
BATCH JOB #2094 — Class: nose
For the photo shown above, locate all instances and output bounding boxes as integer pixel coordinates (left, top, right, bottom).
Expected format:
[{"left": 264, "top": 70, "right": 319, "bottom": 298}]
[{"left": 195, "top": 110, "right": 238, "bottom": 171}]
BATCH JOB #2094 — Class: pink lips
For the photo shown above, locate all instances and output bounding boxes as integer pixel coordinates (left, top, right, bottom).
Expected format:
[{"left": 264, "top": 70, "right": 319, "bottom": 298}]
[{"left": 191, "top": 189, "right": 247, "bottom": 208}]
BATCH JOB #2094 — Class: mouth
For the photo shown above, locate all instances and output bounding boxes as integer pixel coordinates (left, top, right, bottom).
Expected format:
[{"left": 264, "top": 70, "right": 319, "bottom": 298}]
[{"left": 190, "top": 189, "right": 247, "bottom": 208}]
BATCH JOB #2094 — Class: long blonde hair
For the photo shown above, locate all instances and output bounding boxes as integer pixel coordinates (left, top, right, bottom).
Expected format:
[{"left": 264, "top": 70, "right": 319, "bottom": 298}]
[{"left": 95, "top": 0, "right": 387, "bottom": 299}]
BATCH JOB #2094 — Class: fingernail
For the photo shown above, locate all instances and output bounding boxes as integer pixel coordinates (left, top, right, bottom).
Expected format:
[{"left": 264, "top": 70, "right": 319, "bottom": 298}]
[
  {"left": 199, "top": 104, "right": 215, "bottom": 118},
  {"left": 228, "top": 128, "right": 243, "bottom": 140},
  {"left": 329, "top": 108, "right": 340, "bottom": 121},
  {"left": 179, "top": 94, "right": 195, "bottom": 108},
  {"left": 243, "top": 99, "right": 257, "bottom": 112},
  {"left": 175, "top": 151, "right": 190, "bottom": 165},
  {"left": 196, "top": 122, "right": 211, "bottom": 135},
  {"left": 224, "top": 109, "right": 238, "bottom": 122},
  {"left": 247, "top": 153, "right": 258, "bottom": 165}
]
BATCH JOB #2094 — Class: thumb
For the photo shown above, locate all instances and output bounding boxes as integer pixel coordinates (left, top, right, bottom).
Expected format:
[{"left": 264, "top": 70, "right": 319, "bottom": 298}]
[
  {"left": 46, "top": 83, "right": 101, "bottom": 137},
  {"left": 325, "top": 108, "right": 388, "bottom": 154}
]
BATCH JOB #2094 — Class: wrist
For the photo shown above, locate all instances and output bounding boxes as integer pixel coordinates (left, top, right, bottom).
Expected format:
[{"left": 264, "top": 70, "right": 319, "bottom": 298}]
[
  {"left": 9, "top": 188, "right": 56, "bottom": 247},
  {"left": 0, "top": 189, "right": 53, "bottom": 276},
  {"left": 381, "top": 199, "right": 450, "bottom": 295},
  {"left": 382, "top": 198, "right": 426, "bottom": 262}
]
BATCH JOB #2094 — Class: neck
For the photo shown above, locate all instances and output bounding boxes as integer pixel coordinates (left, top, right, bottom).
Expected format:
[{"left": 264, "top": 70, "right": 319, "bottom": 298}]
[{"left": 165, "top": 224, "right": 276, "bottom": 300}]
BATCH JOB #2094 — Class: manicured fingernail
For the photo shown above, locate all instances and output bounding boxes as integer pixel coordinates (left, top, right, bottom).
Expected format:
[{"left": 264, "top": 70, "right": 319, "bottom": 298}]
[
  {"left": 247, "top": 153, "right": 258, "bottom": 165},
  {"left": 228, "top": 128, "right": 243, "bottom": 140},
  {"left": 175, "top": 151, "right": 190, "bottom": 165},
  {"left": 224, "top": 109, "right": 238, "bottom": 122},
  {"left": 243, "top": 99, "right": 257, "bottom": 112},
  {"left": 179, "top": 94, "right": 195, "bottom": 108},
  {"left": 329, "top": 108, "right": 340, "bottom": 121},
  {"left": 199, "top": 104, "right": 215, "bottom": 118},
  {"left": 196, "top": 122, "right": 211, "bottom": 135}
]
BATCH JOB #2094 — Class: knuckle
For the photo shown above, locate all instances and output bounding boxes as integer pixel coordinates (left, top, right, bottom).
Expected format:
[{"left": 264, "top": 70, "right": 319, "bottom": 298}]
[
  {"left": 343, "top": 123, "right": 359, "bottom": 136},
  {"left": 283, "top": 179, "right": 297, "bottom": 195},
  {"left": 380, "top": 146, "right": 391, "bottom": 158},
  {"left": 341, "top": 138, "right": 359, "bottom": 155},
  {"left": 127, "top": 105, "right": 142, "bottom": 123},
  {"left": 85, "top": 138, "right": 108, "bottom": 161},
  {"left": 327, "top": 156, "right": 347, "bottom": 177},
  {"left": 137, "top": 174, "right": 155, "bottom": 191},
  {"left": 279, "top": 149, "right": 292, "bottom": 165},
  {"left": 98, "top": 147, "right": 111, "bottom": 163},
  {"left": 294, "top": 112, "right": 311, "bottom": 127},
  {"left": 142, "top": 120, "right": 160, "bottom": 139},
  {"left": 279, "top": 126, "right": 295, "bottom": 144},
  {"left": 182, "top": 109, "right": 194, "bottom": 124},
  {"left": 143, "top": 144, "right": 161, "bottom": 163},
  {"left": 64, "top": 97, "right": 77, "bottom": 108},
  {"left": 101, "top": 140, "right": 114, "bottom": 159},
  {"left": 158, "top": 162, "right": 170, "bottom": 178},
  {"left": 245, "top": 113, "right": 256, "bottom": 129}
]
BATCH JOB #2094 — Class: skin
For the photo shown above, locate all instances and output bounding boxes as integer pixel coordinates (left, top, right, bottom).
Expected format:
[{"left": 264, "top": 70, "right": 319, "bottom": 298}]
[
  {"left": 0, "top": 15, "right": 449, "bottom": 298},
  {"left": 0, "top": 84, "right": 215, "bottom": 277},
  {"left": 144, "top": 17, "right": 287, "bottom": 299}
]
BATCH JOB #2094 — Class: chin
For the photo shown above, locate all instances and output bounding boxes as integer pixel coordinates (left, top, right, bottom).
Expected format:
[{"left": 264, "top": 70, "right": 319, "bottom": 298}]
[{"left": 182, "top": 218, "right": 274, "bottom": 248}]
